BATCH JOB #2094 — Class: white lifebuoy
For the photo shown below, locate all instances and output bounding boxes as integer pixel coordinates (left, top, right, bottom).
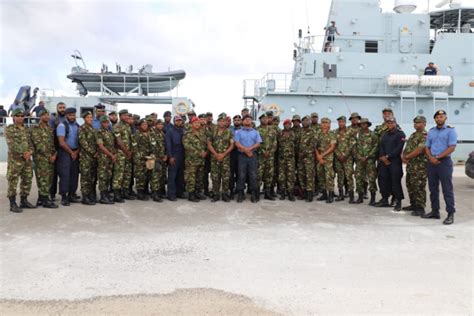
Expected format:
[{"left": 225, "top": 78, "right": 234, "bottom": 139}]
[
  {"left": 265, "top": 103, "right": 282, "bottom": 117},
  {"left": 174, "top": 101, "right": 190, "bottom": 115}
]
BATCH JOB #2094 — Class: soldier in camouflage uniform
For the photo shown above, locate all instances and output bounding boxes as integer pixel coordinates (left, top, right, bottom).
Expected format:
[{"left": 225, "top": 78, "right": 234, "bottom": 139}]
[
  {"left": 149, "top": 118, "right": 167, "bottom": 202},
  {"left": 347, "top": 112, "right": 361, "bottom": 197},
  {"left": 402, "top": 116, "right": 428, "bottom": 216},
  {"left": 78, "top": 111, "right": 98, "bottom": 205},
  {"left": 354, "top": 118, "right": 379, "bottom": 204},
  {"left": 183, "top": 117, "right": 208, "bottom": 202},
  {"left": 277, "top": 119, "right": 296, "bottom": 201},
  {"left": 6, "top": 108, "right": 36, "bottom": 213},
  {"left": 316, "top": 118, "right": 337, "bottom": 203},
  {"left": 374, "top": 108, "right": 394, "bottom": 143},
  {"left": 269, "top": 113, "right": 281, "bottom": 197},
  {"left": 154, "top": 119, "right": 168, "bottom": 198},
  {"left": 310, "top": 112, "right": 322, "bottom": 195},
  {"left": 96, "top": 115, "right": 116, "bottom": 204},
  {"left": 112, "top": 109, "right": 135, "bottom": 202},
  {"left": 30, "top": 108, "right": 58, "bottom": 208},
  {"left": 297, "top": 116, "right": 318, "bottom": 202},
  {"left": 207, "top": 113, "right": 234, "bottom": 202},
  {"left": 257, "top": 113, "right": 278, "bottom": 200},
  {"left": 291, "top": 114, "right": 303, "bottom": 194},
  {"left": 334, "top": 116, "right": 356, "bottom": 203}
]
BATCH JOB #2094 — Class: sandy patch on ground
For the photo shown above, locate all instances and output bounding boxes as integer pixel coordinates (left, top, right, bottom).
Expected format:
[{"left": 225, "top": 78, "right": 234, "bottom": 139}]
[{"left": 0, "top": 288, "right": 279, "bottom": 315}]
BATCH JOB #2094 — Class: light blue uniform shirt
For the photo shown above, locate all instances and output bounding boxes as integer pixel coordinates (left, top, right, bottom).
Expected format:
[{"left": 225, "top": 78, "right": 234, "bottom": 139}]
[
  {"left": 425, "top": 124, "right": 457, "bottom": 156},
  {"left": 234, "top": 127, "right": 262, "bottom": 152},
  {"left": 92, "top": 117, "right": 102, "bottom": 130},
  {"left": 57, "top": 121, "right": 79, "bottom": 149}
]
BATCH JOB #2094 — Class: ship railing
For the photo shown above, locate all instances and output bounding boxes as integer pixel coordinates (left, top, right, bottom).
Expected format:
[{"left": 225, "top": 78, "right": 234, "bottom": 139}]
[
  {"left": 243, "top": 72, "right": 293, "bottom": 99},
  {"left": 0, "top": 116, "right": 39, "bottom": 136}
]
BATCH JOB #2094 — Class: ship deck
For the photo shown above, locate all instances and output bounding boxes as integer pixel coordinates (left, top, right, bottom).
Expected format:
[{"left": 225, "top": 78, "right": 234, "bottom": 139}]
[{"left": 0, "top": 163, "right": 472, "bottom": 315}]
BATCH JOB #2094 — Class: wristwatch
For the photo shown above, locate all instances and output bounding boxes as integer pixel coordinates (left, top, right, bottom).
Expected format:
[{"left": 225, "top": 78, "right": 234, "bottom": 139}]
[{"left": 435, "top": 155, "right": 440, "bottom": 159}]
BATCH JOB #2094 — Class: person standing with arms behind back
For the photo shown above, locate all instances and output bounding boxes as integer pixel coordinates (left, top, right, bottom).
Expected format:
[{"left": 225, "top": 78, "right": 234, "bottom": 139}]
[{"left": 422, "top": 110, "right": 457, "bottom": 225}]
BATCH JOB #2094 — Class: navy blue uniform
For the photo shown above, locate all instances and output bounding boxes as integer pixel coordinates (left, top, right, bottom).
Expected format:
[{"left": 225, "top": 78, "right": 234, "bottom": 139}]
[
  {"left": 166, "top": 125, "right": 185, "bottom": 199},
  {"left": 426, "top": 124, "right": 457, "bottom": 214},
  {"left": 378, "top": 127, "right": 406, "bottom": 201}
]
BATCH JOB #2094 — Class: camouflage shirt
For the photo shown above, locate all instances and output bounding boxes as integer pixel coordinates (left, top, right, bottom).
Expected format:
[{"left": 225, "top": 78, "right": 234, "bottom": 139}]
[
  {"left": 113, "top": 121, "right": 132, "bottom": 151},
  {"left": 209, "top": 128, "right": 233, "bottom": 153},
  {"left": 30, "top": 122, "right": 55, "bottom": 157},
  {"left": 298, "top": 127, "right": 317, "bottom": 157},
  {"left": 133, "top": 130, "right": 152, "bottom": 163},
  {"left": 96, "top": 126, "right": 116, "bottom": 156},
  {"left": 6, "top": 124, "right": 33, "bottom": 159},
  {"left": 334, "top": 127, "right": 355, "bottom": 158},
  {"left": 317, "top": 130, "right": 337, "bottom": 153},
  {"left": 278, "top": 129, "right": 296, "bottom": 160},
  {"left": 183, "top": 131, "right": 206, "bottom": 163},
  {"left": 403, "top": 130, "right": 428, "bottom": 165},
  {"left": 150, "top": 129, "right": 166, "bottom": 159},
  {"left": 257, "top": 125, "right": 278, "bottom": 155},
  {"left": 79, "top": 124, "right": 97, "bottom": 159},
  {"left": 355, "top": 130, "right": 378, "bottom": 160}
]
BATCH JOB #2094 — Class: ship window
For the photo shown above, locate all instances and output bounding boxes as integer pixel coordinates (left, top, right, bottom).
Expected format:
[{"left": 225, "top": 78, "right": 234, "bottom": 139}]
[{"left": 365, "top": 41, "right": 378, "bottom": 53}]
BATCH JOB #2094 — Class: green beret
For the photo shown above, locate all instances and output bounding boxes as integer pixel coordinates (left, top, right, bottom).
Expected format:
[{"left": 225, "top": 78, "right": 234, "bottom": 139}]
[
  {"left": 133, "top": 114, "right": 140, "bottom": 120},
  {"left": 321, "top": 117, "right": 331, "bottom": 123},
  {"left": 206, "top": 112, "right": 213, "bottom": 116},
  {"left": 337, "top": 115, "right": 346, "bottom": 121},
  {"left": 259, "top": 113, "right": 267, "bottom": 119},
  {"left": 100, "top": 115, "right": 109, "bottom": 122},
  {"left": 265, "top": 111, "right": 274, "bottom": 116},
  {"left": 12, "top": 108, "right": 24, "bottom": 116},
  {"left": 198, "top": 113, "right": 207, "bottom": 119},
  {"left": 292, "top": 114, "right": 301, "bottom": 121},
  {"left": 37, "top": 108, "right": 49, "bottom": 117},
  {"left": 118, "top": 109, "right": 128, "bottom": 115},
  {"left": 218, "top": 113, "right": 227, "bottom": 121},
  {"left": 302, "top": 115, "right": 311, "bottom": 121},
  {"left": 108, "top": 111, "right": 117, "bottom": 116}
]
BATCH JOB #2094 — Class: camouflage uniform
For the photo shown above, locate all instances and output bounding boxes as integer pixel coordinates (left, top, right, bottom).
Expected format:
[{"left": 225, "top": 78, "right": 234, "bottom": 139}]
[
  {"left": 208, "top": 128, "right": 233, "bottom": 195},
  {"left": 334, "top": 127, "right": 356, "bottom": 192},
  {"left": 96, "top": 125, "right": 116, "bottom": 192},
  {"left": 404, "top": 129, "right": 428, "bottom": 208},
  {"left": 112, "top": 121, "right": 133, "bottom": 190},
  {"left": 354, "top": 129, "right": 378, "bottom": 193},
  {"left": 317, "top": 130, "right": 337, "bottom": 192},
  {"left": 31, "top": 121, "right": 56, "bottom": 198},
  {"left": 78, "top": 123, "right": 97, "bottom": 196},
  {"left": 6, "top": 123, "right": 33, "bottom": 197},
  {"left": 149, "top": 127, "right": 166, "bottom": 192},
  {"left": 183, "top": 131, "right": 206, "bottom": 193},
  {"left": 257, "top": 125, "right": 278, "bottom": 189},
  {"left": 132, "top": 129, "right": 156, "bottom": 192},
  {"left": 297, "top": 127, "right": 317, "bottom": 193},
  {"left": 277, "top": 129, "right": 296, "bottom": 193}
]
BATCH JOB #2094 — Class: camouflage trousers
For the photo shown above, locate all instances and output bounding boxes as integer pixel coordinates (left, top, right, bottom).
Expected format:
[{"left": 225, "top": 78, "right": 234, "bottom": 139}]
[
  {"left": 33, "top": 155, "right": 54, "bottom": 196},
  {"left": 159, "top": 161, "right": 167, "bottom": 192},
  {"left": 278, "top": 157, "right": 296, "bottom": 192},
  {"left": 406, "top": 162, "right": 427, "bottom": 207},
  {"left": 258, "top": 154, "right": 275, "bottom": 189},
  {"left": 112, "top": 151, "right": 132, "bottom": 190},
  {"left": 298, "top": 154, "right": 315, "bottom": 192},
  {"left": 98, "top": 155, "right": 114, "bottom": 192},
  {"left": 355, "top": 158, "right": 377, "bottom": 193},
  {"left": 80, "top": 155, "right": 97, "bottom": 195},
  {"left": 317, "top": 157, "right": 334, "bottom": 192},
  {"left": 211, "top": 156, "right": 230, "bottom": 193},
  {"left": 185, "top": 160, "right": 204, "bottom": 193},
  {"left": 7, "top": 156, "right": 33, "bottom": 197},
  {"left": 334, "top": 159, "right": 355, "bottom": 191},
  {"left": 135, "top": 160, "right": 160, "bottom": 191}
]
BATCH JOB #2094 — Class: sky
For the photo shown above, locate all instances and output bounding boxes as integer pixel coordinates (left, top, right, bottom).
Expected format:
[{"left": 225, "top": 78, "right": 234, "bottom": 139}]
[{"left": 0, "top": 0, "right": 455, "bottom": 117}]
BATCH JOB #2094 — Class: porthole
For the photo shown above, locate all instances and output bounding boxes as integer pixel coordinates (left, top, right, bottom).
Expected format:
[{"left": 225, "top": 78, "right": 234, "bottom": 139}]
[
  {"left": 359, "top": 64, "right": 365, "bottom": 70},
  {"left": 454, "top": 109, "right": 460, "bottom": 115},
  {"left": 446, "top": 66, "right": 452, "bottom": 72}
]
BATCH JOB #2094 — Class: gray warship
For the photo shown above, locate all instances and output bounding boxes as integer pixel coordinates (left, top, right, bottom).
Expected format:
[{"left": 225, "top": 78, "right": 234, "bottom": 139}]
[{"left": 244, "top": 0, "right": 474, "bottom": 159}]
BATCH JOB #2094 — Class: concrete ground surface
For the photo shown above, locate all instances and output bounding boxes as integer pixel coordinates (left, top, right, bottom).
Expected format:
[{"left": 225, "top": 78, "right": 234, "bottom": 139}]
[{"left": 0, "top": 164, "right": 472, "bottom": 315}]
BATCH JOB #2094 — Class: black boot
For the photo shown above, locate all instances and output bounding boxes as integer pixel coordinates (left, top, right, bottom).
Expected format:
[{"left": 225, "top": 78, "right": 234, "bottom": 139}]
[
  {"left": 369, "top": 192, "right": 376, "bottom": 206},
  {"left": 222, "top": 193, "right": 230, "bottom": 202},
  {"left": 393, "top": 199, "right": 402, "bottom": 212},
  {"left": 389, "top": 196, "right": 395, "bottom": 207},
  {"left": 264, "top": 189, "right": 275, "bottom": 201},
  {"left": 355, "top": 193, "right": 364, "bottom": 204},
  {"left": 113, "top": 189, "right": 124, "bottom": 203},
  {"left": 411, "top": 206, "right": 425, "bottom": 216},
  {"left": 237, "top": 191, "right": 244, "bottom": 203},
  {"left": 68, "top": 193, "right": 81, "bottom": 203},
  {"left": 211, "top": 192, "right": 220, "bottom": 202},
  {"left": 36, "top": 193, "right": 43, "bottom": 207},
  {"left": 288, "top": 192, "right": 296, "bottom": 202},
  {"left": 335, "top": 187, "right": 344, "bottom": 201},
  {"left": 317, "top": 191, "right": 328, "bottom": 201},
  {"left": 299, "top": 190, "right": 307, "bottom": 201},
  {"left": 100, "top": 191, "right": 114, "bottom": 204},
  {"left": 402, "top": 204, "right": 415, "bottom": 211},
  {"left": 348, "top": 191, "right": 355, "bottom": 204},
  {"left": 152, "top": 191, "right": 162, "bottom": 202},
  {"left": 326, "top": 191, "right": 334, "bottom": 203},
  {"left": 137, "top": 190, "right": 149, "bottom": 201},
  {"left": 41, "top": 195, "right": 58, "bottom": 208},
  {"left": 196, "top": 191, "right": 207, "bottom": 200},
  {"left": 122, "top": 189, "right": 136, "bottom": 200},
  {"left": 61, "top": 194, "right": 70, "bottom": 206},
  {"left": 279, "top": 190, "right": 286, "bottom": 200},
  {"left": 305, "top": 191, "right": 313, "bottom": 202},
  {"left": 90, "top": 191, "right": 97, "bottom": 203},
  {"left": 188, "top": 192, "right": 200, "bottom": 202},
  {"left": 443, "top": 213, "right": 454, "bottom": 225},
  {"left": 81, "top": 194, "right": 95, "bottom": 205},
  {"left": 251, "top": 191, "right": 259, "bottom": 203},
  {"left": 422, "top": 210, "right": 441, "bottom": 219},
  {"left": 270, "top": 187, "right": 277, "bottom": 198},
  {"left": 159, "top": 189, "right": 167, "bottom": 199},
  {"left": 20, "top": 196, "right": 37, "bottom": 209},
  {"left": 374, "top": 198, "right": 389, "bottom": 207},
  {"left": 9, "top": 196, "right": 22, "bottom": 213}
]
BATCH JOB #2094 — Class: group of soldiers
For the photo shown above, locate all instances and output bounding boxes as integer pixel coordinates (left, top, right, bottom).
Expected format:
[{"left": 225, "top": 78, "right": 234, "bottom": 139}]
[{"left": 5, "top": 103, "right": 430, "bottom": 218}]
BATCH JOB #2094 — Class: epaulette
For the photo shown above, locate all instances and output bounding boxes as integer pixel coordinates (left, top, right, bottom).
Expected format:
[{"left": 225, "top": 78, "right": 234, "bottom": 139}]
[{"left": 447, "top": 125, "right": 454, "bottom": 128}]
